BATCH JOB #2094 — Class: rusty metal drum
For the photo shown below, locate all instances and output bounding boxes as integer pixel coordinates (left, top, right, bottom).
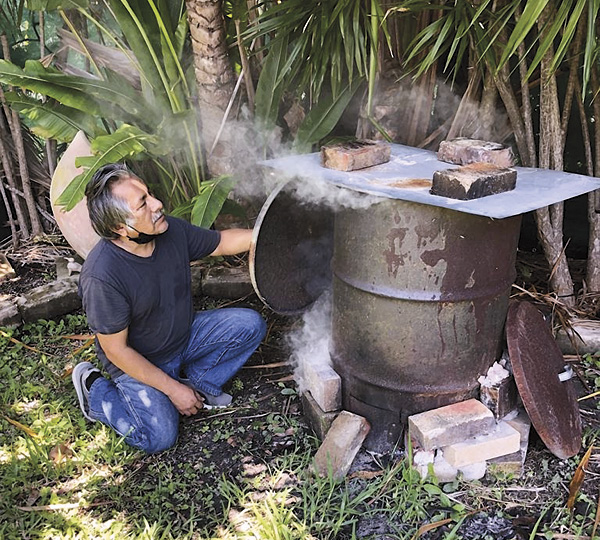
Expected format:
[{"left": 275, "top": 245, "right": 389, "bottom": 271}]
[{"left": 331, "top": 198, "right": 522, "bottom": 451}]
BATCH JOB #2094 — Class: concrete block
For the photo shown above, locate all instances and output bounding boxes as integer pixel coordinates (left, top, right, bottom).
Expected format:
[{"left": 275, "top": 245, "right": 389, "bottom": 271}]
[
  {"left": 443, "top": 421, "right": 521, "bottom": 468},
  {"left": 0, "top": 253, "right": 16, "bottom": 282},
  {"left": 16, "top": 277, "right": 81, "bottom": 322},
  {"left": 313, "top": 411, "right": 370, "bottom": 480},
  {"left": 437, "top": 138, "right": 515, "bottom": 168},
  {"left": 321, "top": 140, "right": 391, "bottom": 171},
  {"left": 301, "top": 391, "right": 339, "bottom": 440},
  {"left": 431, "top": 163, "right": 517, "bottom": 200},
  {"left": 0, "top": 299, "right": 21, "bottom": 328},
  {"left": 555, "top": 318, "right": 600, "bottom": 355},
  {"left": 301, "top": 359, "right": 341, "bottom": 413},
  {"left": 408, "top": 399, "right": 495, "bottom": 451},
  {"left": 202, "top": 267, "right": 253, "bottom": 299},
  {"left": 479, "top": 362, "right": 519, "bottom": 419},
  {"left": 190, "top": 265, "right": 203, "bottom": 296}
]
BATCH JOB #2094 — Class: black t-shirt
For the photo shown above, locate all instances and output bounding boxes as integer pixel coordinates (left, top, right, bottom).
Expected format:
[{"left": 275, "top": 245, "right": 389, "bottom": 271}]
[{"left": 79, "top": 216, "right": 221, "bottom": 379}]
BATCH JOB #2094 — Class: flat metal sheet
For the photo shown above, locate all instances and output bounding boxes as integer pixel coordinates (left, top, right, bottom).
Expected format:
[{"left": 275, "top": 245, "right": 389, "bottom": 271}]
[
  {"left": 261, "top": 144, "right": 600, "bottom": 219},
  {"left": 506, "top": 301, "right": 582, "bottom": 459}
]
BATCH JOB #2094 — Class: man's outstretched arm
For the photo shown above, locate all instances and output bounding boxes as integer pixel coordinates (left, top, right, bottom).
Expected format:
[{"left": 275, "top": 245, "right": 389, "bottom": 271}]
[
  {"left": 96, "top": 329, "right": 204, "bottom": 415},
  {"left": 210, "top": 229, "right": 253, "bottom": 256}
]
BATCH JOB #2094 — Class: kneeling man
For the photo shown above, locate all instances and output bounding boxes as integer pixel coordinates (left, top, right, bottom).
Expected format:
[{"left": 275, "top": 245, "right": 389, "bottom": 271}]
[{"left": 72, "top": 163, "right": 266, "bottom": 453}]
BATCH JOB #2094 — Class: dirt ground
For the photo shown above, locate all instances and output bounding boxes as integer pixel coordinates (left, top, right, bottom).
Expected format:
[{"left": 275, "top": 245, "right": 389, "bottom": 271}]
[{"left": 3, "top": 246, "right": 600, "bottom": 539}]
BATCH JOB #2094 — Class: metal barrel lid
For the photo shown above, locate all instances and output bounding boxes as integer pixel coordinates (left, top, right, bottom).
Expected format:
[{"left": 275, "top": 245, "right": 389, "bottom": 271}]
[
  {"left": 506, "top": 301, "right": 582, "bottom": 459},
  {"left": 249, "top": 179, "right": 334, "bottom": 314}
]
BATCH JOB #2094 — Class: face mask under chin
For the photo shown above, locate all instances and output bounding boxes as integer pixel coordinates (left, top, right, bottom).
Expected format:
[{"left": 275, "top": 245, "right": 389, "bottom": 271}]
[{"left": 126, "top": 224, "right": 165, "bottom": 244}]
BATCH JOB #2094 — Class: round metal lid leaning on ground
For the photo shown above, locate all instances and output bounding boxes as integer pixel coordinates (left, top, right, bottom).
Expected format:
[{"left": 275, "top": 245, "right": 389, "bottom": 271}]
[
  {"left": 249, "top": 178, "right": 334, "bottom": 314},
  {"left": 506, "top": 300, "right": 582, "bottom": 459}
]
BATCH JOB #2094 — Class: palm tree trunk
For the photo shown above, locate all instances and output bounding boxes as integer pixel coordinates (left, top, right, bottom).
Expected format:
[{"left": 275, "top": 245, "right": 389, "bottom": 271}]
[
  {"left": 534, "top": 6, "right": 574, "bottom": 307},
  {"left": 186, "top": 0, "right": 236, "bottom": 176},
  {"left": 587, "top": 68, "right": 600, "bottom": 292}
]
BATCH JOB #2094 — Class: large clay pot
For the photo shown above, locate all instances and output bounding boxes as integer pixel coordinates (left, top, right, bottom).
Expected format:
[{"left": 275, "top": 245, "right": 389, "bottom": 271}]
[{"left": 50, "top": 131, "right": 100, "bottom": 259}]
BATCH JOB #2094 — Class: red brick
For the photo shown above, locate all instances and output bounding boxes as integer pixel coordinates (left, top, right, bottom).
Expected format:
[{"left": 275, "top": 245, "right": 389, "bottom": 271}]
[
  {"left": 301, "top": 391, "right": 338, "bottom": 441},
  {"left": 437, "top": 138, "right": 515, "bottom": 168},
  {"left": 321, "top": 140, "right": 391, "bottom": 171},
  {"left": 431, "top": 163, "right": 517, "bottom": 200},
  {"left": 301, "top": 359, "right": 341, "bottom": 413},
  {"left": 313, "top": 411, "right": 370, "bottom": 479}
]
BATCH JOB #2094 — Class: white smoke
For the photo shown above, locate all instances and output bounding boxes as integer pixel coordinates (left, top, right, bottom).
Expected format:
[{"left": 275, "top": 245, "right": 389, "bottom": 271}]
[{"left": 286, "top": 290, "right": 333, "bottom": 393}]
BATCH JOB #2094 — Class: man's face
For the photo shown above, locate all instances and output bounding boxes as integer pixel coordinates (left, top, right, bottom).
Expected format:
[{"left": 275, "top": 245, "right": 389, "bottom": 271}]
[{"left": 112, "top": 176, "right": 169, "bottom": 238}]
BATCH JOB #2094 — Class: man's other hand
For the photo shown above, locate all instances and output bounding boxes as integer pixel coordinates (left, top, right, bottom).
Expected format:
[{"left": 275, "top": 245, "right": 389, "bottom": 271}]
[{"left": 168, "top": 383, "right": 205, "bottom": 415}]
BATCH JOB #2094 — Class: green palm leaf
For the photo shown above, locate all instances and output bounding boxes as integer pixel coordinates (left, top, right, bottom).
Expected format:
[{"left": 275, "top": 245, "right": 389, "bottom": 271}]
[
  {"left": 255, "top": 35, "right": 289, "bottom": 129},
  {"left": 497, "top": 0, "right": 551, "bottom": 72}
]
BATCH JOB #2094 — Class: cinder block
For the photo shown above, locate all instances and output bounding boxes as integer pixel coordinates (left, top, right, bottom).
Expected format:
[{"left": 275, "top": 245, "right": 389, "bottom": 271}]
[
  {"left": 190, "top": 265, "right": 203, "bottom": 296},
  {"left": 16, "top": 277, "right": 81, "bottom": 322},
  {"left": 321, "top": 140, "right": 391, "bottom": 171},
  {"left": 313, "top": 411, "right": 370, "bottom": 480},
  {"left": 301, "top": 359, "right": 341, "bottom": 413},
  {"left": 301, "top": 391, "right": 338, "bottom": 441},
  {"left": 442, "top": 421, "right": 521, "bottom": 468},
  {"left": 479, "top": 364, "right": 519, "bottom": 419},
  {"left": 0, "top": 253, "right": 16, "bottom": 281},
  {"left": 0, "top": 299, "right": 21, "bottom": 328},
  {"left": 431, "top": 163, "right": 517, "bottom": 200},
  {"left": 408, "top": 399, "right": 495, "bottom": 451},
  {"left": 202, "top": 267, "right": 253, "bottom": 299},
  {"left": 437, "top": 138, "right": 515, "bottom": 168}
]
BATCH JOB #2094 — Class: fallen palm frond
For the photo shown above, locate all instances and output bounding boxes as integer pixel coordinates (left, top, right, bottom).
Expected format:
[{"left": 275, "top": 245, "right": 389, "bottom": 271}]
[
  {"left": 1, "top": 413, "right": 39, "bottom": 438},
  {"left": 578, "top": 390, "right": 600, "bottom": 402},
  {"left": 567, "top": 444, "right": 595, "bottom": 511}
]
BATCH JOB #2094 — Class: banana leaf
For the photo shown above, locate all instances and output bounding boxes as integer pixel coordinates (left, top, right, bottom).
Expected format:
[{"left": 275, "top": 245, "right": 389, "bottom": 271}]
[
  {"left": 56, "top": 124, "right": 155, "bottom": 211},
  {"left": 191, "top": 176, "right": 236, "bottom": 229},
  {"left": 293, "top": 78, "right": 364, "bottom": 153},
  {"left": 4, "top": 92, "right": 102, "bottom": 142}
]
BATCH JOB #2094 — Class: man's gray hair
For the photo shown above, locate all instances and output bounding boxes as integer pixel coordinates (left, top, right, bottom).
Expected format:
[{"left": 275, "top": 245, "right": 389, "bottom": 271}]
[{"left": 85, "top": 163, "right": 137, "bottom": 239}]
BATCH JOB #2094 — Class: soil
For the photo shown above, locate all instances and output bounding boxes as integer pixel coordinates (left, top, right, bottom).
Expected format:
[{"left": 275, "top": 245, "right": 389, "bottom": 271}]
[{"left": 3, "top": 244, "right": 600, "bottom": 539}]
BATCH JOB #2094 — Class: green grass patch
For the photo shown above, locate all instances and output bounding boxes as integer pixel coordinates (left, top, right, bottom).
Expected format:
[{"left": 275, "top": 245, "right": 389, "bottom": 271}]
[{"left": 1, "top": 315, "right": 599, "bottom": 539}]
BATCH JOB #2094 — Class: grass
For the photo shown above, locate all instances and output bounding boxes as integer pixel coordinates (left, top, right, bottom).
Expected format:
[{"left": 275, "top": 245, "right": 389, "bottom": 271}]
[{"left": 1, "top": 314, "right": 599, "bottom": 539}]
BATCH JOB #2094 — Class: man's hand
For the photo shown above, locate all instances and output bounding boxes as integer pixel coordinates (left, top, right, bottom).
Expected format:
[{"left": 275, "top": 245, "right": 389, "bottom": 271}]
[
  {"left": 97, "top": 330, "right": 206, "bottom": 416},
  {"left": 166, "top": 383, "right": 205, "bottom": 416}
]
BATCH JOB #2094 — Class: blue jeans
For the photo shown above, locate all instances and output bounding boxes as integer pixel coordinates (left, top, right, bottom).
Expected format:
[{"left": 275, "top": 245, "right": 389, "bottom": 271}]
[{"left": 87, "top": 308, "right": 266, "bottom": 453}]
